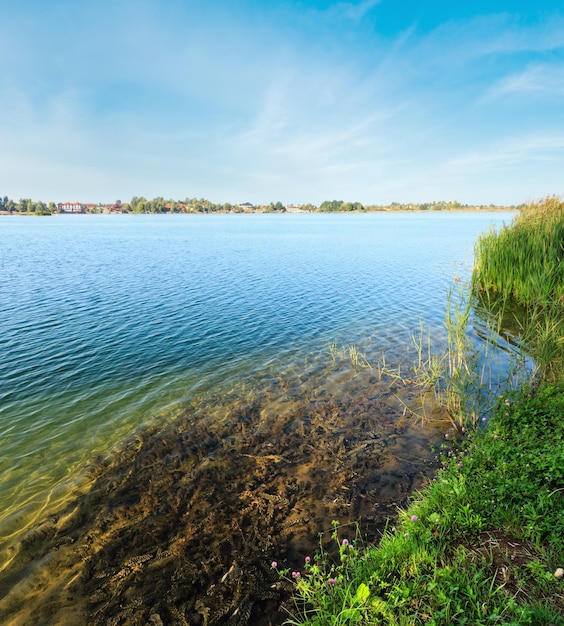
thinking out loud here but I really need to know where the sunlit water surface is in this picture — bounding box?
[0,212,514,553]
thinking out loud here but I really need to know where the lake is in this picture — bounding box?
[0,212,514,623]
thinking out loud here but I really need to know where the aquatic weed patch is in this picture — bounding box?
[0,370,441,626]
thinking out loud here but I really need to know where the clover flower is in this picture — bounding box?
[411,515,418,522]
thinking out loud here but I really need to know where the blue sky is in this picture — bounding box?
[1,0,563,205]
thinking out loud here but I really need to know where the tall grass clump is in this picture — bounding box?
[473,196,564,307]
[473,196,564,384]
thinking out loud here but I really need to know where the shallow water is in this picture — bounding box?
[0,212,515,623]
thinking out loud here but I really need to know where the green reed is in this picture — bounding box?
[473,196,564,307]
[515,304,564,384]
[407,284,499,431]
[328,341,372,370]
[473,196,564,384]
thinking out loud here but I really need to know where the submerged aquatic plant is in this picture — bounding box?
[327,341,372,370]
[381,281,534,432]
[397,285,500,430]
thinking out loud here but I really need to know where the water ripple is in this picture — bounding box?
[0,212,514,543]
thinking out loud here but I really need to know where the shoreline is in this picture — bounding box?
[0,208,517,216]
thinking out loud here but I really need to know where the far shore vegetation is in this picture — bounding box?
[281,197,564,625]
[0,195,519,216]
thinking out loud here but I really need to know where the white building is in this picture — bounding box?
[57,202,83,213]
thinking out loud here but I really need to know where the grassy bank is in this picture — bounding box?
[282,197,564,625]
[473,196,564,307]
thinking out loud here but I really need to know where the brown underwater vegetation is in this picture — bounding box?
[0,368,444,625]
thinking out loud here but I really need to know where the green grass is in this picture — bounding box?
[473,196,564,307]
[387,284,525,433]
[280,384,564,625]
[472,195,564,385]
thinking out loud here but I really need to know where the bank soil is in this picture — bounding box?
[0,376,442,625]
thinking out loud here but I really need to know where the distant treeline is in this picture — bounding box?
[320,200,517,212]
[0,195,518,215]
[0,197,55,215]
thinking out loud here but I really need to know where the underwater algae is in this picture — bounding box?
[0,371,443,625]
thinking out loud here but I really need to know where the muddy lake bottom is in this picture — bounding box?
[0,367,445,626]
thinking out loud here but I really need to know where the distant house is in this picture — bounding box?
[104,203,125,213]
[164,202,187,212]
[237,202,255,212]
[285,204,306,213]
[57,201,83,213]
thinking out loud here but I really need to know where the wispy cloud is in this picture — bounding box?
[485,64,564,100]
[448,133,564,170]
[327,0,383,21]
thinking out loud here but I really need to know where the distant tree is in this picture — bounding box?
[34,201,51,215]
[150,197,165,213]
[132,198,147,213]
[301,203,316,212]
[129,196,140,209]
[266,201,284,212]
[6,198,15,212]
[319,200,343,212]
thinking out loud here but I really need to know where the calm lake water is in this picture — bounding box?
[0,212,514,553]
